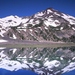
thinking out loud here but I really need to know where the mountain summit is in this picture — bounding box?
[0,8,75,43]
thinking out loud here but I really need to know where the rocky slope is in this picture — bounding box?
[0,8,75,42]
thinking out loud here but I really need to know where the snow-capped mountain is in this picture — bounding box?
[0,8,75,42]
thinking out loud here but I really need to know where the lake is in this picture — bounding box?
[61,70,75,75]
[0,69,38,75]
[0,46,75,75]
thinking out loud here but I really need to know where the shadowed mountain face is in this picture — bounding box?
[0,8,75,42]
[0,47,75,75]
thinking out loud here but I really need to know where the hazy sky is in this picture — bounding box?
[0,0,75,18]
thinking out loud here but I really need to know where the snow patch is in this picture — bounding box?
[47,9,53,14]
[34,12,44,18]
[54,12,60,16]
[44,20,59,27]
[44,60,60,68]
[72,27,75,30]
[0,51,6,58]
[35,20,40,24]
[0,15,22,28]
[0,47,6,50]
[29,55,33,58]
[62,13,75,24]
[45,27,48,30]
[13,48,17,54]
[0,60,29,71]
[30,33,34,36]
[0,50,29,71]
[23,24,27,27]
[38,27,42,30]
[29,19,34,23]
[47,18,53,22]
[72,57,75,60]
[55,20,60,23]
[22,18,29,23]
[62,62,75,73]
[34,69,44,74]
[0,39,8,42]
[60,27,63,30]
[45,58,48,61]
[0,29,6,37]
[35,30,38,32]
[13,34,17,39]
[60,57,63,60]
[29,29,33,32]
[17,29,26,32]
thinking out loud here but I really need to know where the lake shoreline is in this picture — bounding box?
[0,41,75,48]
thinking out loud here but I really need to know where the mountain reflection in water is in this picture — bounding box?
[0,46,75,75]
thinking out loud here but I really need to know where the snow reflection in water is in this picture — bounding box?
[0,47,75,75]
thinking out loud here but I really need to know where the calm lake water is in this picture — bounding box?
[0,46,75,75]
[61,70,75,75]
[0,69,38,75]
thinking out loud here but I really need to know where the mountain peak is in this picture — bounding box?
[46,7,54,12]
[46,7,53,10]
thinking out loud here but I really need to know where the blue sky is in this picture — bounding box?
[0,0,75,18]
